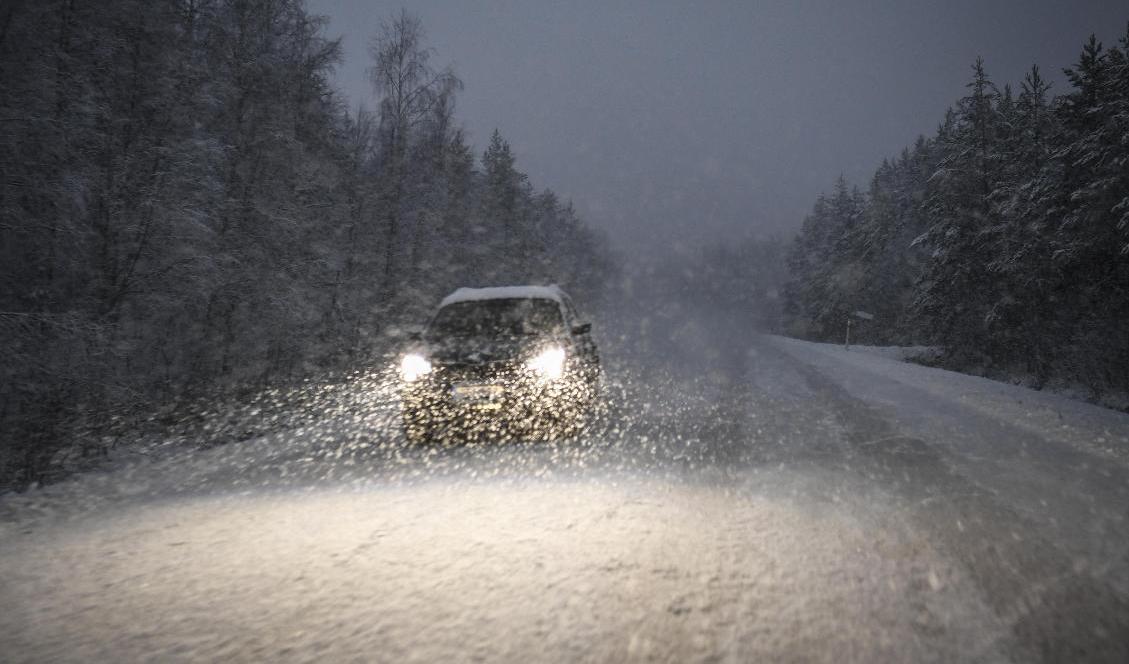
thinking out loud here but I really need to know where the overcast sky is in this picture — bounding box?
[308,0,1127,251]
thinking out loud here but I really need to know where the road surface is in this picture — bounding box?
[2,317,1128,662]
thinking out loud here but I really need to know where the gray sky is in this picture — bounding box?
[308,0,1127,251]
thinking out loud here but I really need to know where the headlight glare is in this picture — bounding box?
[527,346,566,380]
[400,353,432,382]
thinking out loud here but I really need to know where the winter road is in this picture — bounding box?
[2,321,1128,662]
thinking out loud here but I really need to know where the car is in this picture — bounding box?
[398,285,600,442]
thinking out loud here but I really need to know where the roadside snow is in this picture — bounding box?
[770,335,1129,466]
[842,343,939,363]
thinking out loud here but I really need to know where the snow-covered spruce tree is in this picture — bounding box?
[851,137,936,343]
[783,177,865,341]
[982,65,1062,383]
[438,129,480,291]
[819,177,868,338]
[480,129,532,283]
[1045,30,1129,392]
[912,58,1005,367]
[783,194,832,338]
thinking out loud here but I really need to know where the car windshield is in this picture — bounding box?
[428,298,563,338]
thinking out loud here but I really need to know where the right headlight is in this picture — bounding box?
[527,346,566,380]
[400,353,432,382]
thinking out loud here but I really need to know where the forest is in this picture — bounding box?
[0,1,616,487]
[784,29,1129,402]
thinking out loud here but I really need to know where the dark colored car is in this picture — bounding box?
[398,285,600,442]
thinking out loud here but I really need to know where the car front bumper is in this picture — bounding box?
[400,367,595,437]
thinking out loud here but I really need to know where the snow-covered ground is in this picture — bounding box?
[1,477,1015,663]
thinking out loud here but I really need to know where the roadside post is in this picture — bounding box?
[845,310,874,349]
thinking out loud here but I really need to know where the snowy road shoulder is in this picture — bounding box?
[769,335,1129,467]
[766,335,1129,659]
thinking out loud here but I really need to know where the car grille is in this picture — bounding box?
[435,361,517,384]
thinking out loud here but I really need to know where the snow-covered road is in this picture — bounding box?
[2,327,1128,662]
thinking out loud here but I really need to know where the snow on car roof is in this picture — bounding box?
[439,285,565,308]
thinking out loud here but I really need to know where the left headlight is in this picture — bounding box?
[527,345,566,380]
[400,353,432,382]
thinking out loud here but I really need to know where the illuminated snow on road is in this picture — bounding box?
[3,332,1128,662]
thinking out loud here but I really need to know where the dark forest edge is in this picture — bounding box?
[0,2,616,489]
[782,26,1129,410]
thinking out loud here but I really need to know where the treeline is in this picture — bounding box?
[0,2,615,486]
[784,27,1129,398]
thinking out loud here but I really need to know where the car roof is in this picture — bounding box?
[438,285,566,309]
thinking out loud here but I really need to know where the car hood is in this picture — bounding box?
[425,335,557,366]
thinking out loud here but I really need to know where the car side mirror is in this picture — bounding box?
[571,322,591,335]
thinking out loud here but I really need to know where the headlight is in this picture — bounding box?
[400,353,432,382]
[527,346,566,380]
